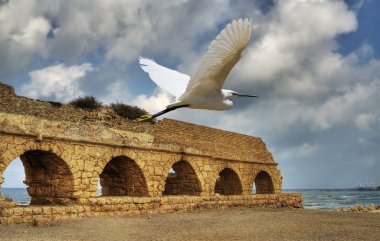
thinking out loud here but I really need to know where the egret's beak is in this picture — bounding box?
[237,94,258,98]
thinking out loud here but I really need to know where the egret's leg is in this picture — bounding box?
[134,114,154,122]
[134,104,190,122]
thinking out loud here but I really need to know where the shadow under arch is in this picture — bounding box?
[163,160,202,196]
[99,156,149,197]
[253,171,275,194]
[17,150,76,205]
[215,168,243,195]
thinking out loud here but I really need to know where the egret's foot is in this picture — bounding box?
[134,114,153,122]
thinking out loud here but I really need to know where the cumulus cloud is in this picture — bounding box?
[22,63,93,102]
[211,0,380,137]
[9,16,50,49]
[236,0,356,91]
[39,0,230,64]
[132,89,173,113]
[355,113,376,131]
[278,142,318,161]
[0,0,231,81]
[0,0,52,79]
[100,80,133,105]
[311,78,380,130]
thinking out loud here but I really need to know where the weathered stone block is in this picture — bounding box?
[32,207,43,215]
[1,208,13,217]
[42,207,52,215]
[13,207,24,216]
[33,217,55,228]
[14,216,23,224]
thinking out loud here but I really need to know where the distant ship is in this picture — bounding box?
[355,183,378,191]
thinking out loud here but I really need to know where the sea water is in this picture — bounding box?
[1,188,380,210]
[284,189,380,209]
[1,188,31,205]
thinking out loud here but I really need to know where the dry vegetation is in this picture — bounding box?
[69,96,103,110]
[46,101,63,107]
[67,96,152,121]
[110,102,153,121]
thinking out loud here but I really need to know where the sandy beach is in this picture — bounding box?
[0,207,379,241]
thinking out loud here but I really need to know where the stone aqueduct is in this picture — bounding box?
[0,82,302,225]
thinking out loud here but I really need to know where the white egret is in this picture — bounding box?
[136,18,257,122]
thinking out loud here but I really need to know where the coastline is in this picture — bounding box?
[1,207,379,241]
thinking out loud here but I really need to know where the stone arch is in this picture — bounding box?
[163,160,202,196]
[0,140,80,185]
[214,168,243,195]
[2,150,76,205]
[253,171,275,194]
[99,155,148,196]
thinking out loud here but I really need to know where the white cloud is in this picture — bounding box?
[9,16,50,49]
[0,0,231,80]
[310,78,380,130]
[101,80,133,105]
[0,0,53,78]
[236,0,357,91]
[355,42,375,60]
[278,142,318,162]
[211,0,380,135]
[132,89,173,114]
[22,63,93,102]
[355,113,376,131]
[43,0,230,64]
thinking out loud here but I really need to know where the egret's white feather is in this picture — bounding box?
[179,18,252,101]
[139,57,190,98]
[136,18,255,122]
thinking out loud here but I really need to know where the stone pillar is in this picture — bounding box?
[0,173,4,199]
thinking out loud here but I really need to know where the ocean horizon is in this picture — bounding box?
[1,188,379,210]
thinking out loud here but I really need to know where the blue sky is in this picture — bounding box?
[338,0,380,58]
[1,0,380,189]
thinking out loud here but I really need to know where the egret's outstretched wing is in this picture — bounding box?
[180,18,252,100]
[139,57,190,98]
